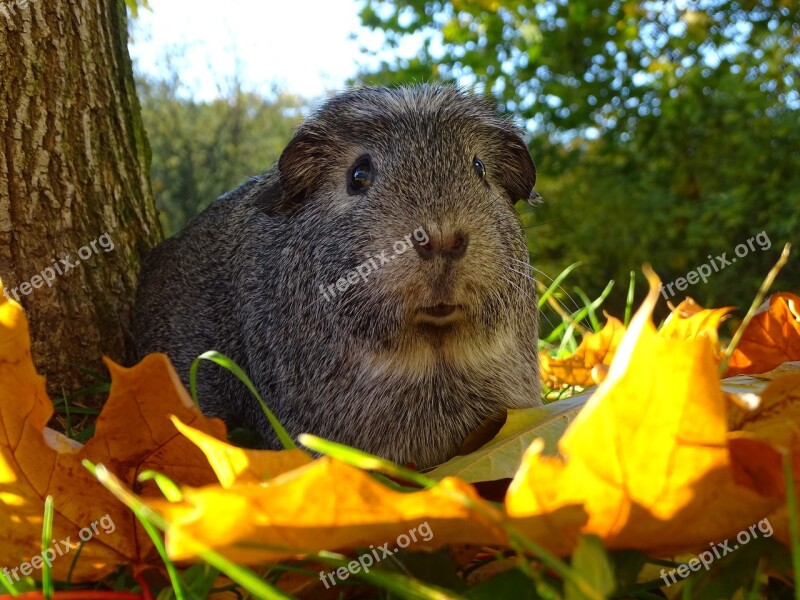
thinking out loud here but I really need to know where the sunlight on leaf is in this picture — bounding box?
[539,316,625,387]
[0,284,226,581]
[506,268,782,554]
[725,292,800,376]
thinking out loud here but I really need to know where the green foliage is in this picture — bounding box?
[565,536,615,599]
[357,0,798,136]
[123,0,149,18]
[355,0,800,312]
[136,58,303,235]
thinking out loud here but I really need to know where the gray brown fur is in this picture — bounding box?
[133,86,540,469]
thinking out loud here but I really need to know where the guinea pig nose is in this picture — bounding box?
[413,231,469,261]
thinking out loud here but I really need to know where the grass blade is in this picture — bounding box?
[719,243,791,374]
[83,461,188,600]
[85,460,293,600]
[41,495,54,600]
[537,262,582,310]
[624,270,635,326]
[782,451,800,600]
[299,434,433,488]
[189,350,296,449]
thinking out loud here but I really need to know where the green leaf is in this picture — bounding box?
[565,535,615,600]
[123,0,149,17]
[466,568,544,599]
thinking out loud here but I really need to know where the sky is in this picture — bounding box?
[129,0,416,102]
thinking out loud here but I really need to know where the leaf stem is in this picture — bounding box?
[719,243,791,375]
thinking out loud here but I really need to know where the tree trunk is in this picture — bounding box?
[0,0,161,396]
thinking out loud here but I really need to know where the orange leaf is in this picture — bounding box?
[170,417,312,487]
[539,316,626,387]
[0,288,226,581]
[728,371,800,546]
[725,292,800,376]
[506,269,780,555]
[658,298,733,346]
[147,425,586,562]
[154,458,512,562]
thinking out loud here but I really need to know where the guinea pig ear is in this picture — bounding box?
[495,131,538,205]
[249,131,327,214]
[277,129,327,204]
[250,130,326,214]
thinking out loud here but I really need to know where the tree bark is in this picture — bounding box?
[0,0,161,395]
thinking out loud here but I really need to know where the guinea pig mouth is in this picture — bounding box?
[414,304,464,325]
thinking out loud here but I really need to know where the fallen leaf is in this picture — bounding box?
[539,316,625,387]
[505,268,782,555]
[170,418,312,488]
[154,458,511,563]
[426,393,589,483]
[148,427,587,562]
[732,371,800,448]
[725,292,800,376]
[665,297,705,317]
[658,299,733,346]
[727,371,800,546]
[0,286,226,581]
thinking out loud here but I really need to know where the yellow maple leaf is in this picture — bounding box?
[154,458,513,563]
[506,268,782,555]
[540,297,736,390]
[146,419,587,562]
[170,417,312,488]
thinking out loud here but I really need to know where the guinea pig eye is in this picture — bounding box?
[473,157,486,180]
[348,155,374,194]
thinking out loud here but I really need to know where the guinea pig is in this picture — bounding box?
[133,85,540,469]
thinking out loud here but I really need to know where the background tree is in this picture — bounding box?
[355,0,800,314]
[0,0,161,394]
[135,56,303,235]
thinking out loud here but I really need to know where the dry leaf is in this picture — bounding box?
[170,417,312,488]
[658,298,733,346]
[154,458,511,562]
[427,393,589,483]
[725,292,800,376]
[733,372,800,448]
[149,422,586,562]
[0,288,226,581]
[665,297,705,317]
[728,372,800,546]
[539,316,625,387]
[505,268,782,555]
